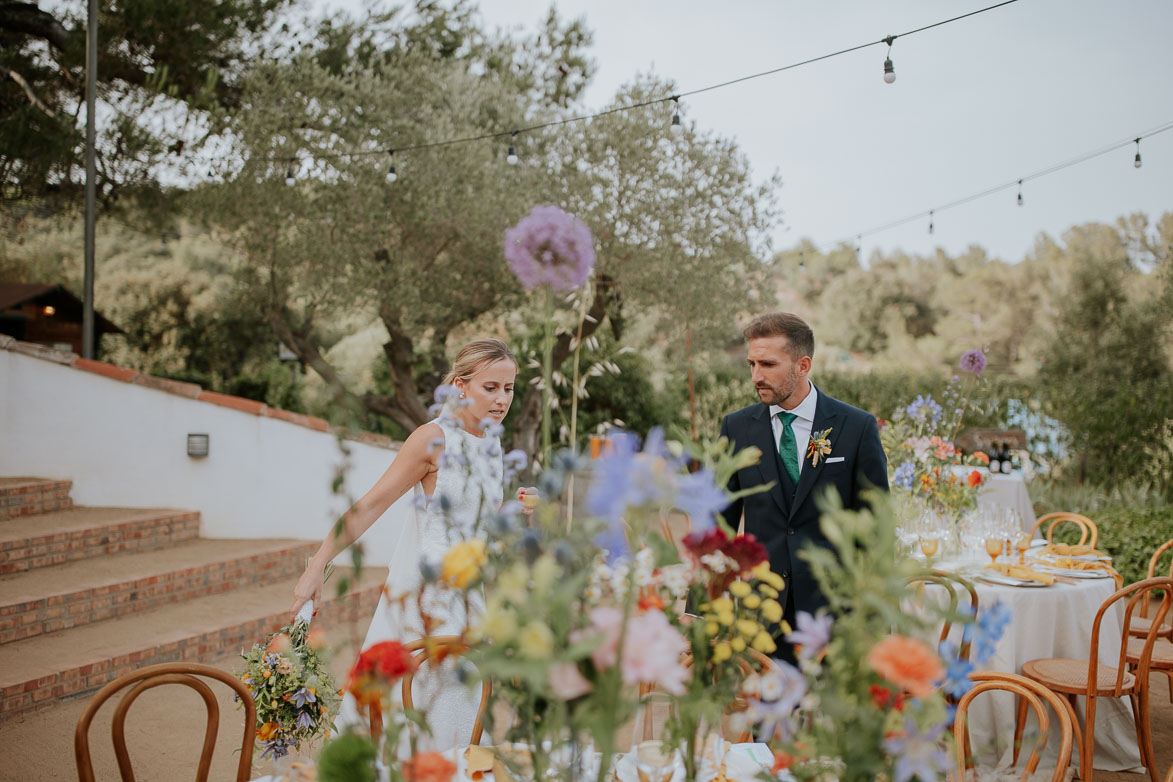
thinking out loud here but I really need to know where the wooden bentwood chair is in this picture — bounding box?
[1125,539,1173,704]
[1129,539,1173,641]
[904,569,980,663]
[1028,512,1099,548]
[74,662,256,782]
[367,635,491,746]
[1018,577,1173,782]
[953,671,1075,782]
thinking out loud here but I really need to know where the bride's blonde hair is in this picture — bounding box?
[442,338,518,387]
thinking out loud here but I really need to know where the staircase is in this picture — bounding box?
[0,477,386,722]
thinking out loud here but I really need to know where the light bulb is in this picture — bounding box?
[883,58,895,84]
[385,163,398,183]
[284,167,295,186]
[506,145,519,165]
[670,113,683,134]
[1134,152,1142,169]
[1017,180,1023,206]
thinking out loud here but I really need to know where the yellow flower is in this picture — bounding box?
[752,562,785,590]
[531,554,560,593]
[498,563,529,602]
[736,619,761,638]
[731,637,746,652]
[441,539,487,589]
[713,641,732,663]
[705,621,720,637]
[716,610,735,627]
[728,580,751,598]
[257,721,280,741]
[751,631,778,654]
[710,597,734,614]
[518,621,555,659]
[742,594,761,610]
[761,599,783,623]
[757,585,779,599]
[480,600,519,644]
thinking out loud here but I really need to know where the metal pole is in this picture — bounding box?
[82,0,98,359]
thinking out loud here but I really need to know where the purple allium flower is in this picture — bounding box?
[883,717,951,782]
[673,469,729,532]
[892,461,916,491]
[959,349,987,375]
[785,611,834,660]
[504,205,596,291]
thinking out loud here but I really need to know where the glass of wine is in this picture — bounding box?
[1016,534,1032,565]
[919,535,940,564]
[985,537,1003,566]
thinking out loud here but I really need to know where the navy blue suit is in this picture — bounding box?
[719,387,888,619]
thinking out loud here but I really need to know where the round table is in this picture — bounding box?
[932,571,1142,773]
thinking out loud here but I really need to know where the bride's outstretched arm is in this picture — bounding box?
[290,422,442,619]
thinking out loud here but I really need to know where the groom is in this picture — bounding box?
[719,313,888,657]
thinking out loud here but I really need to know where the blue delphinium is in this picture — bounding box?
[892,461,916,491]
[883,716,951,782]
[905,395,943,428]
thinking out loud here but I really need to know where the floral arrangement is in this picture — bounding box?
[238,608,342,760]
[881,350,991,523]
[744,492,1011,782]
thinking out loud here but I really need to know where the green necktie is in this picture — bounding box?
[777,411,800,486]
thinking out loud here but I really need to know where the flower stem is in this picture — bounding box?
[541,286,554,466]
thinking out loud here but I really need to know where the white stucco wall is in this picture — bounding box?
[0,348,413,566]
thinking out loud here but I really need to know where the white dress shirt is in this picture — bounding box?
[769,383,818,478]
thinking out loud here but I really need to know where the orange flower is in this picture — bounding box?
[638,590,665,612]
[967,470,983,488]
[972,451,990,465]
[403,751,457,782]
[772,750,797,773]
[266,632,292,654]
[866,634,944,698]
[256,721,280,741]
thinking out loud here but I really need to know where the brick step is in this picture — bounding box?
[0,477,73,521]
[0,567,388,722]
[0,537,320,644]
[0,506,200,574]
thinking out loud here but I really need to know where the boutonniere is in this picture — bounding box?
[807,427,833,467]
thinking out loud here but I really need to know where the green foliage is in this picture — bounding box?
[315,732,378,782]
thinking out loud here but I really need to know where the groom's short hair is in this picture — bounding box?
[743,312,815,359]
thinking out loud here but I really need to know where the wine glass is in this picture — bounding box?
[633,741,679,782]
[985,537,1003,566]
[1016,534,1032,565]
[919,535,940,564]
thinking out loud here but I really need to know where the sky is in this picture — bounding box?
[327,0,1173,263]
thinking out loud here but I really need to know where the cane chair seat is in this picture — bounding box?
[1126,637,1173,667]
[1130,539,1173,640]
[1021,658,1136,694]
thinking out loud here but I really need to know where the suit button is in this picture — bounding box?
[782,571,790,579]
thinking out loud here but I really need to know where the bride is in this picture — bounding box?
[289,338,528,749]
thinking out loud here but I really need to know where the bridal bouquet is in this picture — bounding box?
[238,605,342,760]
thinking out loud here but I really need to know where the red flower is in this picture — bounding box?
[403,751,457,782]
[721,534,768,573]
[682,528,728,560]
[869,684,892,709]
[967,470,983,488]
[346,640,418,707]
[637,590,665,612]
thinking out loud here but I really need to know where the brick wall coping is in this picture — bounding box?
[0,335,399,451]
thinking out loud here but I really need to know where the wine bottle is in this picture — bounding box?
[1001,442,1013,474]
[988,442,1001,474]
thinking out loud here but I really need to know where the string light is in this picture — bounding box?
[1134,138,1142,168]
[882,36,897,84]
[1016,180,1023,206]
[670,96,683,134]
[928,210,934,234]
[506,131,519,165]
[284,166,295,186]
[385,150,398,183]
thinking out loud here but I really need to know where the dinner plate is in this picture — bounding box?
[977,572,1052,587]
[1033,565,1114,579]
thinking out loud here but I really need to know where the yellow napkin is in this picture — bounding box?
[1047,557,1123,586]
[464,746,495,781]
[1042,543,1107,558]
[984,563,1055,585]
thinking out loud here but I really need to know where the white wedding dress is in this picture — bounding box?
[336,417,504,750]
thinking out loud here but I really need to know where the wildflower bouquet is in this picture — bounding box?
[882,350,991,524]
[239,608,342,760]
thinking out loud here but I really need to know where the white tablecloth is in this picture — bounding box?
[934,573,1142,773]
[977,471,1037,531]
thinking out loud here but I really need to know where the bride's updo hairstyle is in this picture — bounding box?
[442,339,518,387]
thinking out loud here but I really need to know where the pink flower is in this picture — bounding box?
[504,205,596,291]
[549,662,593,700]
[582,607,689,694]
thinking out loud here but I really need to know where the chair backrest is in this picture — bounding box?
[400,635,490,746]
[954,671,1073,782]
[1140,539,1173,621]
[1085,577,1173,697]
[1030,512,1098,547]
[903,569,980,660]
[74,662,256,782]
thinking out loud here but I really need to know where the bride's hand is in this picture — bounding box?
[290,564,324,622]
[517,487,539,515]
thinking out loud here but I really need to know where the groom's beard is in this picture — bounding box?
[756,367,800,407]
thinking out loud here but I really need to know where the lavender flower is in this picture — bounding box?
[959,349,987,375]
[905,395,943,428]
[785,611,834,660]
[673,469,729,532]
[291,687,317,708]
[296,710,315,730]
[883,717,951,782]
[892,461,916,491]
[504,205,596,291]
[502,449,528,484]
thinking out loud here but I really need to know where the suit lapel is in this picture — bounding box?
[748,404,790,517]
[790,391,844,519]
